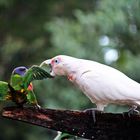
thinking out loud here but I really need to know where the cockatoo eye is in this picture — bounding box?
[55,59,59,64]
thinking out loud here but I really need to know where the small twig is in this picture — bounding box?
[2,106,140,140]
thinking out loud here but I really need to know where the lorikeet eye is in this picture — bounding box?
[20,68,26,72]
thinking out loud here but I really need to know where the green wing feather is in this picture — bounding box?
[27,90,38,104]
[23,65,53,89]
[0,81,9,100]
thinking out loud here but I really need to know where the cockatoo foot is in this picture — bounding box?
[84,108,103,123]
[128,107,139,116]
[123,106,139,117]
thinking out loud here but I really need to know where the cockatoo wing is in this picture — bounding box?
[79,63,140,106]
[23,65,53,89]
[0,81,9,100]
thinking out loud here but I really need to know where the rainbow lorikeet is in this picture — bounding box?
[0,65,53,107]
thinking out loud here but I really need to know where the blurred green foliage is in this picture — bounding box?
[0,0,140,139]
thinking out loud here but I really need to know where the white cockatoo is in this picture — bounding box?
[40,55,140,112]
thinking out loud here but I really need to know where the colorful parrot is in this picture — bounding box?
[40,55,140,114]
[0,65,53,108]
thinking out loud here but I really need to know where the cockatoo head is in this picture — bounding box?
[40,55,75,77]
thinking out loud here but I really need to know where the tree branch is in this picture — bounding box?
[1,106,140,140]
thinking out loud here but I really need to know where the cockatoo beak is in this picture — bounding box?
[40,59,52,67]
[40,59,55,77]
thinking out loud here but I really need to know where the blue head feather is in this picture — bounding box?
[12,66,28,76]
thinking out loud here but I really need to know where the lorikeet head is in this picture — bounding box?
[12,66,28,76]
[12,66,33,90]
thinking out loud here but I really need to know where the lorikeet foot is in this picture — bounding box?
[34,104,41,109]
[5,95,12,100]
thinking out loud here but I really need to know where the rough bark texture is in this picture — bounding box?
[2,106,140,140]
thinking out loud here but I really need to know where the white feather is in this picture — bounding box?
[42,55,140,111]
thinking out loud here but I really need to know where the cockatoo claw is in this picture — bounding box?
[84,108,102,124]
[123,106,139,117]
[128,107,139,117]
